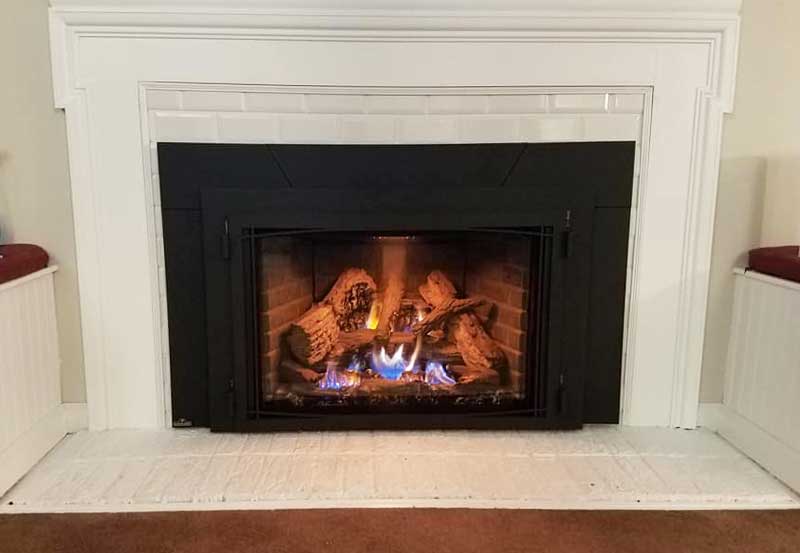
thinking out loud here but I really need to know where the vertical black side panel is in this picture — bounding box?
[162,210,208,426]
[159,143,290,427]
[584,208,631,423]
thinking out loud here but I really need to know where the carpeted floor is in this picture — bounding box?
[1,509,799,553]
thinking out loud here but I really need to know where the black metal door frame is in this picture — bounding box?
[202,186,593,431]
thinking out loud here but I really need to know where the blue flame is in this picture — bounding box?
[347,356,366,372]
[318,363,360,391]
[371,345,409,380]
[424,361,456,386]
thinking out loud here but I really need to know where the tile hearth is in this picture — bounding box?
[2,427,796,512]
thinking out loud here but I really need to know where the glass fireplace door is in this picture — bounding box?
[204,186,590,431]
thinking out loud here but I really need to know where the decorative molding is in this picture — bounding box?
[48,2,741,111]
[48,0,740,429]
[699,403,800,493]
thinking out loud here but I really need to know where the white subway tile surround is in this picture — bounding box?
[143,90,641,145]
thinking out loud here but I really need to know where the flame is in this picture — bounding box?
[365,301,381,330]
[370,334,423,381]
[424,361,456,386]
[318,362,361,391]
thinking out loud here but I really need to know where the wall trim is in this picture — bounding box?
[699,403,800,493]
[0,403,89,497]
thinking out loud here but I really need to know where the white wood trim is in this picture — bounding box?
[48,1,740,429]
[733,267,800,293]
[699,403,800,493]
[0,266,57,293]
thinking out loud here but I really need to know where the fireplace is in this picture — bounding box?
[159,142,634,430]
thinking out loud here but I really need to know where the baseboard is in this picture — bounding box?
[699,403,800,493]
[0,403,89,497]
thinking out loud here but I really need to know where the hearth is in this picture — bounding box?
[159,143,634,430]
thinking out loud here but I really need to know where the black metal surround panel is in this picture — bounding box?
[158,143,635,428]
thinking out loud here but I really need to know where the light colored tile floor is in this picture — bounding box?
[1,426,797,512]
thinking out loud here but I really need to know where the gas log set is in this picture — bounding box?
[277,267,512,403]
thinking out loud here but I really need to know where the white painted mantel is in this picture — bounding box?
[49,0,741,430]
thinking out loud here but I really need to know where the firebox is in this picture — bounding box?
[159,143,635,431]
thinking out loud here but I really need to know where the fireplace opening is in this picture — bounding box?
[256,229,550,415]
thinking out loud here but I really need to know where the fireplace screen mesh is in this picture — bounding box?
[246,229,552,416]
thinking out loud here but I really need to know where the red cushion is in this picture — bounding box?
[0,244,50,285]
[748,246,800,284]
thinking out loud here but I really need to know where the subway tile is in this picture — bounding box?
[519,116,585,142]
[181,91,243,111]
[338,115,396,142]
[610,94,646,114]
[150,111,218,143]
[582,114,641,141]
[145,90,181,110]
[394,116,458,142]
[365,95,426,114]
[550,93,608,113]
[218,113,280,143]
[487,95,548,114]
[428,95,487,114]
[304,94,364,114]
[277,115,339,142]
[457,116,519,142]
[244,92,304,113]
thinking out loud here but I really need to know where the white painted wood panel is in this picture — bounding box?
[724,270,800,452]
[0,268,62,494]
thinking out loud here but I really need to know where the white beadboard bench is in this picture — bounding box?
[701,268,800,493]
[0,267,85,495]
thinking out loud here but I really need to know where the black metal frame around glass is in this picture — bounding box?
[202,186,593,431]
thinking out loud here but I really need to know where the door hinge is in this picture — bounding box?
[561,209,572,258]
[221,217,231,260]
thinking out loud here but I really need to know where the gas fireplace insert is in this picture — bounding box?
[159,143,634,430]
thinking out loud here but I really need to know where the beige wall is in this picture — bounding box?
[701,0,800,402]
[0,0,85,402]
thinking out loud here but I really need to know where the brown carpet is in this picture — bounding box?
[1,509,799,553]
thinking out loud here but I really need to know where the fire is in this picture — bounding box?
[370,334,423,380]
[318,361,361,390]
[318,333,455,390]
[365,301,381,330]
[424,361,456,386]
